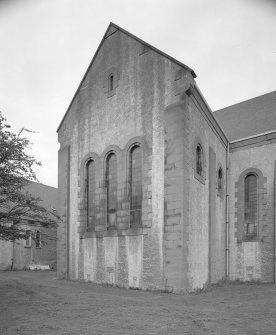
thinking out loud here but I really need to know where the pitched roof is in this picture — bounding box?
[213,91,276,141]
[57,22,196,132]
[24,182,57,212]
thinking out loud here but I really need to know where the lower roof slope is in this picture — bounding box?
[214,91,276,141]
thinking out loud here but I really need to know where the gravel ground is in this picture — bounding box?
[0,271,276,335]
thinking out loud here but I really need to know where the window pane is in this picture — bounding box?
[109,75,114,91]
[244,174,257,236]
[130,146,142,227]
[35,231,41,248]
[87,160,96,230]
[218,168,223,190]
[196,145,202,176]
[107,153,117,227]
[25,230,31,247]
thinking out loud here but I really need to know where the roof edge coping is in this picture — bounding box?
[57,22,196,133]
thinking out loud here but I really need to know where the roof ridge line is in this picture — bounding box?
[214,90,276,113]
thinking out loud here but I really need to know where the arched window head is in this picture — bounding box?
[244,173,257,237]
[196,144,202,176]
[129,145,142,227]
[109,74,114,91]
[106,153,117,228]
[86,160,96,231]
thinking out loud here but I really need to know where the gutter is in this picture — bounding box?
[230,129,276,144]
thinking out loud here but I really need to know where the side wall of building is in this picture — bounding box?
[0,240,13,270]
[0,225,56,270]
[229,139,276,282]
[163,89,227,292]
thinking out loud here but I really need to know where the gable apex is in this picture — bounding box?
[57,22,196,133]
[104,23,118,38]
[106,23,196,78]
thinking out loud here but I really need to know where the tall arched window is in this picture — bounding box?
[129,145,142,227]
[196,144,202,176]
[106,153,117,228]
[218,167,223,190]
[86,160,96,230]
[25,230,32,247]
[244,173,257,237]
[35,230,41,248]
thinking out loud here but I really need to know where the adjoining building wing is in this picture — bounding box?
[0,182,58,271]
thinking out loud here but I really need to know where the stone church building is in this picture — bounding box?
[57,23,276,292]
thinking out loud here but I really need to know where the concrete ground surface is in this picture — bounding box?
[0,271,276,335]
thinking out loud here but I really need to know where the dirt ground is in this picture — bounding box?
[0,271,276,335]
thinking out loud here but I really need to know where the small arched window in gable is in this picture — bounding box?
[244,173,258,237]
[25,230,32,248]
[109,74,114,92]
[129,145,142,228]
[196,144,202,176]
[218,167,223,190]
[86,159,96,231]
[106,153,117,228]
[217,166,224,198]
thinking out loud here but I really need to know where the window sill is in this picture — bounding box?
[107,89,116,98]
[194,172,205,185]
[238,236,260,243]
[24,245,32,248]
[80,227,148,239]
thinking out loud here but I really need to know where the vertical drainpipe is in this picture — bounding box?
[11,240,15,270]
[273,161,276,283]
[225,142,230,280]
[66,146,71,280]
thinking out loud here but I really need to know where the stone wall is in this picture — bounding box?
[0,240,13,270]
[229,138,276,282]
[164,88,227,292]
[57,28,195,289]
[0,225,56,271]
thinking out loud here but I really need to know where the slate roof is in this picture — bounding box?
[24,182,57,213]
[213,91,276,141]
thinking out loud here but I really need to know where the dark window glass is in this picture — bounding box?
[35,230,41,248]
[244,174,257,237]
[26,230,31,247]
[86,160,96,230]
[130,146,142,227]
[106,153,117,228]
[196,145,202,176]
[109,75,114,91]
[218,167,223,190]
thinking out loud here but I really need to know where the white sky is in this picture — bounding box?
[0,0,275,187]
